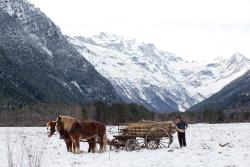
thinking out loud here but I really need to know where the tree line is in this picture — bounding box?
[0,102,250,126]
[161,107,250,123]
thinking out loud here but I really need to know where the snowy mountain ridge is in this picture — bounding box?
[0,0,120,108]
[69,33,250,112]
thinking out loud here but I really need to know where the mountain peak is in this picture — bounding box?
[214,56,227,63]
[231,52,247,59]
[93,32,125,41]
[226,52,249,66]
[0,0,40,18]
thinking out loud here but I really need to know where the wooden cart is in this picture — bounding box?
[109,120,176,151]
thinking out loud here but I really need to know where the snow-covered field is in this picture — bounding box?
[0,123,250,167]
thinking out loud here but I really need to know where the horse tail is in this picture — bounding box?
[102,131,108,152]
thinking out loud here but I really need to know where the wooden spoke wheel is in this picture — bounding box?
[125,139,140,151]
[110,138,125,152]
[145,127,172,150]
[146,138,160,150]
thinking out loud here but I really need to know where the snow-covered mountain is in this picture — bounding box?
[69,33,250,112]
[0,0,120,109]
[188,69,250,112]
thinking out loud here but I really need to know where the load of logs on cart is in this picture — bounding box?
[109,120,176,151]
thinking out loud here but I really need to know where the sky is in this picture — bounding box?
[29,0,250,61]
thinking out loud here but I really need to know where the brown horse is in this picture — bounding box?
[84,121,107,153]
[55,116,107,154]
[47,120,95,152]
[47,120,72,152]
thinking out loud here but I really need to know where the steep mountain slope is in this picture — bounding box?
[0,0,120,108]
[69,33,250,112]
[188,70,250,112]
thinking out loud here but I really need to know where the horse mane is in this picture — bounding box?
[59,116,77,132]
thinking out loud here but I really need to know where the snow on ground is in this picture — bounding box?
[0,123,250,167]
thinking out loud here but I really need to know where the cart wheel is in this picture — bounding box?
[110,138,123,152]
[145,127,171,150]
[125,139,140,151]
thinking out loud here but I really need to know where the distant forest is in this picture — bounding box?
[0,102,154,126]
[162,107,250,124]
[0,102,250,126]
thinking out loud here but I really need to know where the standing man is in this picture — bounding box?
[175,116,188,148]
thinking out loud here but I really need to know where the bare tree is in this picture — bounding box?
[22,138,45,167]
[6,130,45,167]
[6,130,15,167]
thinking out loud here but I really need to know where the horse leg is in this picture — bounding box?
[65,138,73,152]
[65,139,70,152]
[72,142,76,154]
[70,136,77,154]
[92,142,96,153]
[90,138,96,153]
[103,132,107,152]
[87,139,92,153]
[75,136,80,154]
[97,125,107,153]
[69,140,73,152]
[98,136,104,153]
[100,132,107,152]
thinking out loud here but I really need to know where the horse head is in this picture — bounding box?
[46,121,51,130]
[47,120,56,137]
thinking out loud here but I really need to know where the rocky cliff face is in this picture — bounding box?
[0,0,120,109]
